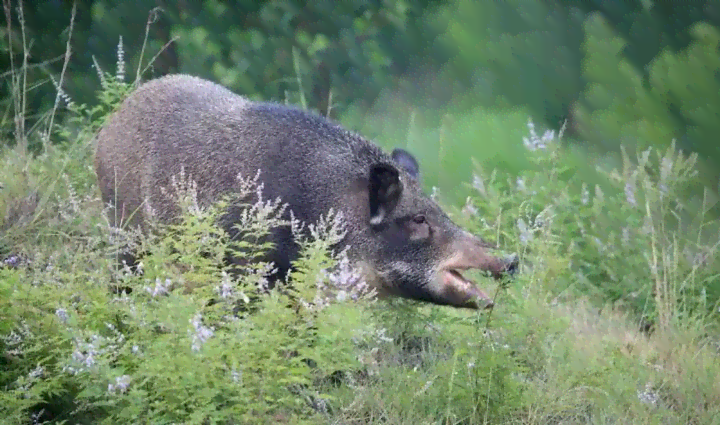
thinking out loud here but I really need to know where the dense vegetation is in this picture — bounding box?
[2,1,719,423]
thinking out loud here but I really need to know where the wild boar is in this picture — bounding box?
[94,74,517,309]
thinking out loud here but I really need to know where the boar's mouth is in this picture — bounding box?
[434,233,519,310]
[439,266,494,310]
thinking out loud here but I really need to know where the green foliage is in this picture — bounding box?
[428,0,585,125]
[0,152,383,423]
[575,17,720,192]
[552,0,720,85]
[1,0,448,149]
[453,120,720,328]
[0,44,132,255]
[340,0,720,225]
[3,6,720,423]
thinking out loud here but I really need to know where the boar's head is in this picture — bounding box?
[353,148,518,310]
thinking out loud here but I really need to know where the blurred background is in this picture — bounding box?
[2,0,719,209]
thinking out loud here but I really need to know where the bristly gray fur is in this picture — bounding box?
[94,74,517,309]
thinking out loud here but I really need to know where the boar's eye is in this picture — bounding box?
[407,214,430,240]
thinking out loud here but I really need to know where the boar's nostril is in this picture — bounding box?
[483,299,495,310]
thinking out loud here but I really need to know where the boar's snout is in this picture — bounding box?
[435,232,519,310]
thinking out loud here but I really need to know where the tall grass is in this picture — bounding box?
[1,7,719,424]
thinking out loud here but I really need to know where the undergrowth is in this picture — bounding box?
[1,13,720,425]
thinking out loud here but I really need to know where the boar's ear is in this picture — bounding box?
[391,148,420,181]
[368,163,402,226]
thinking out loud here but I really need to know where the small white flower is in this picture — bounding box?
[472,174,486,195]
[637,382,659,407]
[594,237,604,251]
[145,277,171,297]
[622,227,630,245]
[116,36,125,82]
[522,119,556,151]
[336,290,348,302]
[462,197,478,217]
[231,368,242,383]
[541,129,555,143]
[55,308,69,323]
[594,184,604,203]
[430,186,440,201]
[580,183,589,205]
[29,365,44,379]
[215,271,234,299]
[624,176,637,207]
[415,379,434,396]
[517,218,533,245]
[189,314,214,352]
[108,375,131,395]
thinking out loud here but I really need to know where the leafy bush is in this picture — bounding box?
[0,176,384,423]
[458,119,720,328]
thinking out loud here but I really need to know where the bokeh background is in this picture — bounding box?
[3,0,719,210]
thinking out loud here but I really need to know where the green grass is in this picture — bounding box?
[2,27,720,425]
[339,76,617,213]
